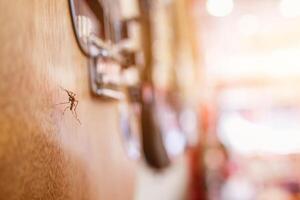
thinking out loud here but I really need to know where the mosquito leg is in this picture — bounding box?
[59,86,75,98]
[73,100,78,115]
[72,111,81,124]
[72,109,81,124]
[59,86,68,92]
[54,101,70,105]
[63,106,70,115]
[72,101,81,124]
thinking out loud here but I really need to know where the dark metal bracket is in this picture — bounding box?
[68,0,140,100]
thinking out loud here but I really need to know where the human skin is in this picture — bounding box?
[0,1,136,199]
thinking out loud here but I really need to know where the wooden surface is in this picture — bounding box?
[0,1,136,199]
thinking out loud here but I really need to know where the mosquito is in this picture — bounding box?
[56,87,81,124]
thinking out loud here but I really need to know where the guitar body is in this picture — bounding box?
[0,1,136,199]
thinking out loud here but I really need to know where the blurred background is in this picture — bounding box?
[138,0,300,200]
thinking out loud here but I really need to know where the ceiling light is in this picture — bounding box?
[206,0,234,17]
